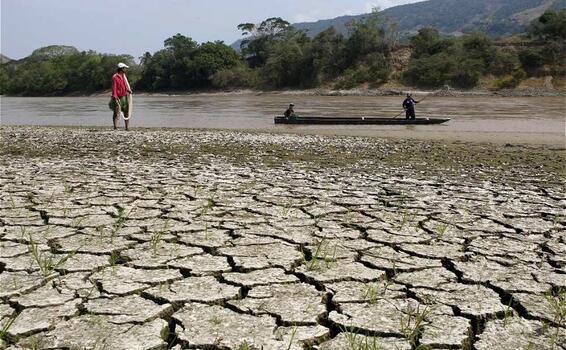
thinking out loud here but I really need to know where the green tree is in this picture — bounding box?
[136,34,242,91]
[311,28,347,80]
[238,17,291,67]
[488,52,519,76]
[404,30,503,88]
[409,28,454,59]
[211,66,259,89]
[518,49,545,72]
[190,41,242,86]
[331,9,395,87]
[261,29,316,88]
[29,45,79,60]
[528,9,566,40]
[0,65,11,94]
[344,10,393,66]
[1,48,136,96]
[527,10,566,66]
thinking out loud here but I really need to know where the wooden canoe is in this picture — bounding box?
[274,116,451,125]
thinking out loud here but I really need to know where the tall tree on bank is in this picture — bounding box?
[261,28,317,88]
[136,34,241,91]
[333,9,396,88]
[238,17,291,67]
[520,9,566,71]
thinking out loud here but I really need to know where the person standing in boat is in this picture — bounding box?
[402,93,419,120]
[284,103,297,119]
[110,62,132,130]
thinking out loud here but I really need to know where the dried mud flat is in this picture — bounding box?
[0,126,565,350]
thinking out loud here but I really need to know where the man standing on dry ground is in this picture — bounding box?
[110,62,132,130]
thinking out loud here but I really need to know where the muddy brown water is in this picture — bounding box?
[1,95,565,145]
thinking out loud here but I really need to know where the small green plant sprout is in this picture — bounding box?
[28,233,76,277]
[302,239,337,271]
[158,282,168,293]
[63,183,74,194]
[86,312,105,326]
[344,331,383,350]
[11,276,20,290]
[108,251,120,268]
[45,189,57,206]
[0,314,17,342]
[160,325,169,342]
[70,216,85,228]
[363,284,382,304]
[382,259,399,294]
[83,282,98,299]
[19,226,28,239]
[149,219,170,254]
[149,230,165,254]
[400,303,432,348]
[545,291,565,349]
[197,197,215,218]
[434,221,450,239]
[25,191,35,202]
[237,340,252,350]
[383,278,395,295]
[553,214,561,226]
[546,291,566,326]
[111,205,134,240]
[399,210,417,229]
[210,313,222,326]
[95,225,106,237]
[281,199,295,217]
[286,326,298,350]
[27,335,45,350]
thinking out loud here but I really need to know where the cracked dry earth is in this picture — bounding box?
[0,126,565,350]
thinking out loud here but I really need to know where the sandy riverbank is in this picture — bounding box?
[248,126,566,146]
[85,85,566,98]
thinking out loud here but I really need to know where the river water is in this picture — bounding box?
[1,95,565,145]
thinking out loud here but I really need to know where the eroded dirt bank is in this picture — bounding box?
[0,126,564,349]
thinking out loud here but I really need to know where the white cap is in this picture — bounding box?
[117,62,129,69]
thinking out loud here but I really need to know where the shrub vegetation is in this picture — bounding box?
[1,10,564,95]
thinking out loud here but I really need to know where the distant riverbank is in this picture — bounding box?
[81,85,566,98]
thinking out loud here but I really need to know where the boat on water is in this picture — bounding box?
[274,116,451,125]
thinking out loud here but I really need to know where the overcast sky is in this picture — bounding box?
[1,0,424,59]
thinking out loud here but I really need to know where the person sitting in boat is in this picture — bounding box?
[284,103,297,119]
[402,93,418,120]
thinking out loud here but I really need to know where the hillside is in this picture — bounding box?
[0,54,12,64]
[293,0,566,38]
[231,0,565,50]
